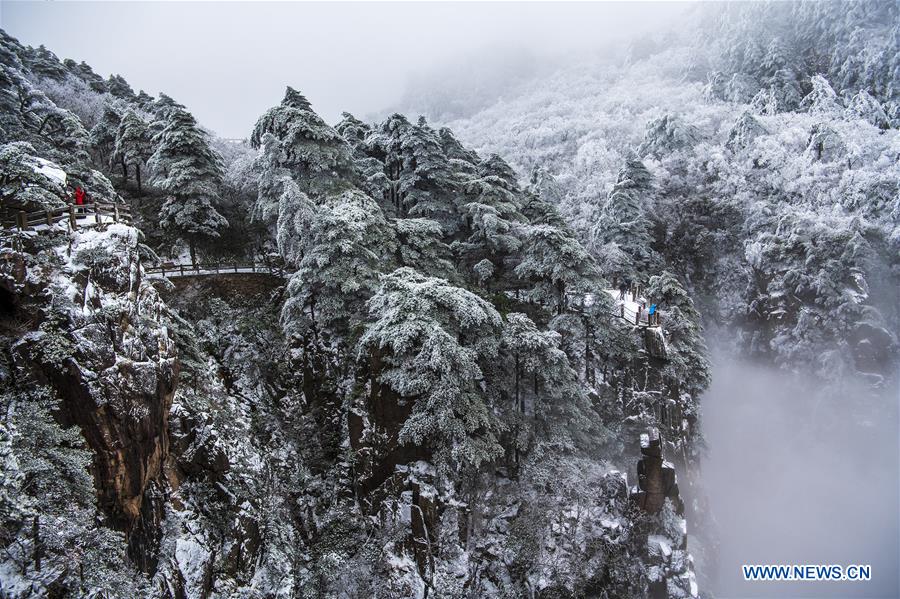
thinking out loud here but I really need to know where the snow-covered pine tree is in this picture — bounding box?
[334,111,370,150]
[359,267,505,473]
[0,142,69,211]
[105,73,136,101]
[151,93,185,120]
[438,126,481,163]
[515,223,603,315]
[24,44,67,81]
[725,111,767,152]
[453,154,526,286]
[845,90,891,129]
[250,87,353,199]
[589,158,656,279]
[281,188,396,339]
[497,312,598,461]
[275,176,317,267]
[646,271,710,396]
[148,107,228,264]
[799,74,842,115]
[113,108,151,192]
[63,59,108,93]
[90,102,123,168]
[369,113,411,216]
[401,117,458,226]
[134,90,154,111]
[33,104,91,168]
[638,114,699,158]
[1,385,148,597]
[392,217,455,280]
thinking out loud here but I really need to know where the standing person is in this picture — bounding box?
[74,186,85,206]
[649,303,657,325]
[618,280,628,300]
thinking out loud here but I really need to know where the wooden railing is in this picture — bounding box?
[615,299,662,328]
[2,202,133,231]
[145,261,290,279]
[608,277,661,328]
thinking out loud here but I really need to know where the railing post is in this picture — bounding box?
[179,264,184,277]
[635,310,640,326]
[620,304,624,318]
[17,211,27,231]
[94,204,101,224]
[69,206,77,230]
[45,210,51,227]
[114,204,120,223]
[234,264,238,273]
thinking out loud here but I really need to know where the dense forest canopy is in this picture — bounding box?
[0,1,897,597]
[401,1,899,387]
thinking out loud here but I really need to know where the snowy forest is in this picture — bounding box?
[0,1,898,598]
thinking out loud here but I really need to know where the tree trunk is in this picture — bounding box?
[121,156,129,183]
[135,164,142,193]
[189,240,197,267]
[557,280,566,315]
[32,516,41,572]
[584,319,593,384]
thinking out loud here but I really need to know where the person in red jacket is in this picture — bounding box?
[74,186,85,206]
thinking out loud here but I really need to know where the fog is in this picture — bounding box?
[701,352,900,598]
[0,1,689,138]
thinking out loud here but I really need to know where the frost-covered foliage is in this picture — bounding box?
[701,2,899,110]
[406,4,899,388]
[114,108,152,191]
[30,73,110,130]
[1,213,176,595]
[229,87,689,595]
[588,158,658,278]
[150,107,228,263]
[0,34,93,170]
[361,268,505,472]
[282,188,396,336]
[0,141,69,211]
[0,13,813,595]
[0,386,147,598]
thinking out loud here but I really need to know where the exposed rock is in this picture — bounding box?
[632,428,697,598]
[644,326,668,360]
[631,428,683,514]
[3,224,178,571]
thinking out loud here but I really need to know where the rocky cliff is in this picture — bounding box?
[1,224,177,593]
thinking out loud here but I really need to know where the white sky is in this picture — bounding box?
[0,1,691,138]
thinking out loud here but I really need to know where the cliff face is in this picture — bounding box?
[1,224,178,581]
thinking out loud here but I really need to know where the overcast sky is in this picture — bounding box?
[1,1,690,138]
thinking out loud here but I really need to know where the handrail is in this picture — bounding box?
[613,300,661,328]
[2,202,132,232]
[145,261,290,279]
